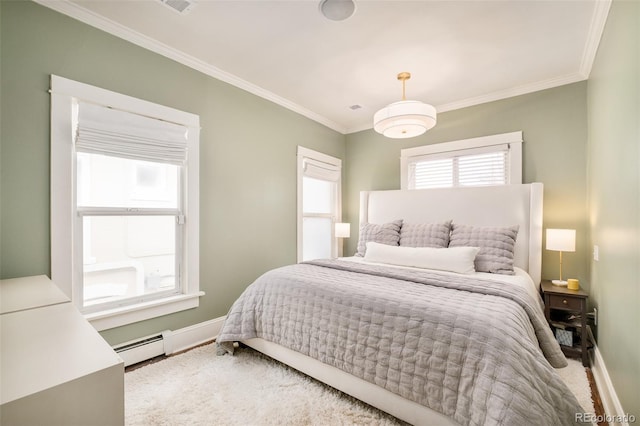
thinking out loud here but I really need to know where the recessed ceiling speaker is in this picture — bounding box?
[319,0,356,21]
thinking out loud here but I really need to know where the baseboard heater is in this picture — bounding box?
[114,330,173,367]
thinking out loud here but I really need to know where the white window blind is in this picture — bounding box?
[410,158,454,189]
[303,158,341,182]
[401,132,522,190]
[408,144,509,189]
[75,102,188,165]
[297,147,342,262]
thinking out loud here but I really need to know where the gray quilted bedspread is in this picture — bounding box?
[217,259,586,425]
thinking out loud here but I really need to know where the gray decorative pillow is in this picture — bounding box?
[399,221,452,248]
[449,224,519,275]
[356,220,403,257]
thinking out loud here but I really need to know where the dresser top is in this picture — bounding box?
[1,302,123,404]
[0,275,70,315]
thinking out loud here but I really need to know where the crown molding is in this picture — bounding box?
[435,72,588,114]
[33,0,346,135]
[345,122,377,135]
[579,0,612,78]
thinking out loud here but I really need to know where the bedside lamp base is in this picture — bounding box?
[551,279,568,287]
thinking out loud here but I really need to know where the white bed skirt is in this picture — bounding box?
[242,338,459,426]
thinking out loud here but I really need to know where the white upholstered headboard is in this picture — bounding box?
[359,183,543,285]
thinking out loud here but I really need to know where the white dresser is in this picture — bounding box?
[0,275,124,425]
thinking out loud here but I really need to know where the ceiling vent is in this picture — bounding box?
[158,0,196,14]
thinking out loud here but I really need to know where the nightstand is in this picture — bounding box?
[541,280,591,367]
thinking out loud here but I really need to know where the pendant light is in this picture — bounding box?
[373,72,437,139]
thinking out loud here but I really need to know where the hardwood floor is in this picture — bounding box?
[586,367,608,425]
[124,340,216,373]
[124,354,167,372]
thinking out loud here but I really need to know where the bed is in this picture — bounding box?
[217,183,586,425]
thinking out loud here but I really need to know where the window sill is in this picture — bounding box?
[85,291,205,331]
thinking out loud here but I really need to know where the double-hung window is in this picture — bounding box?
[51,75,201,330]
[401,131,523,190]
[297,147,342,262]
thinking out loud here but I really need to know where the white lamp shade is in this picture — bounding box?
[373,100,437,139]
[546,229,576,252]
[335,222,351,238]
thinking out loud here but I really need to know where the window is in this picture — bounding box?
[50,75,201,331]
[400,131,523,190]
[297,147,342,262]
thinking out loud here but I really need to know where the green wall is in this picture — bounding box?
[0,0,345,344]
[587,0,639,417]
[344,82,590,289]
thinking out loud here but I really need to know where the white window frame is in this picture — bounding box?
[296,146,342,262]
[50,75,202,331]
[400,131,523,190]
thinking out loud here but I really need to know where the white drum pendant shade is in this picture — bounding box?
[373,72,437,139]
[373,100,437,139]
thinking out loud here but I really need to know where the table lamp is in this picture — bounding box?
[335,223,351,239]
[335,223,350,257]
[546,229,576,286]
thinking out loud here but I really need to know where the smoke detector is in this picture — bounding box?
[158,0,196,15]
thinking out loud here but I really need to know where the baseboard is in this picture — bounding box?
[114,316,226,366]
[168,316,226,355]
[588,328,630,426]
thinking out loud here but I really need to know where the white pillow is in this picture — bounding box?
[364,242,480,274]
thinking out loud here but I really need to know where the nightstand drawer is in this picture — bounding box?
[547,294,583,311]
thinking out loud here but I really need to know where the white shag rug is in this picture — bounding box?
[125,344,595,425]
[555,357,597,415]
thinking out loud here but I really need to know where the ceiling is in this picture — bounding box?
[38,0,611,134]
